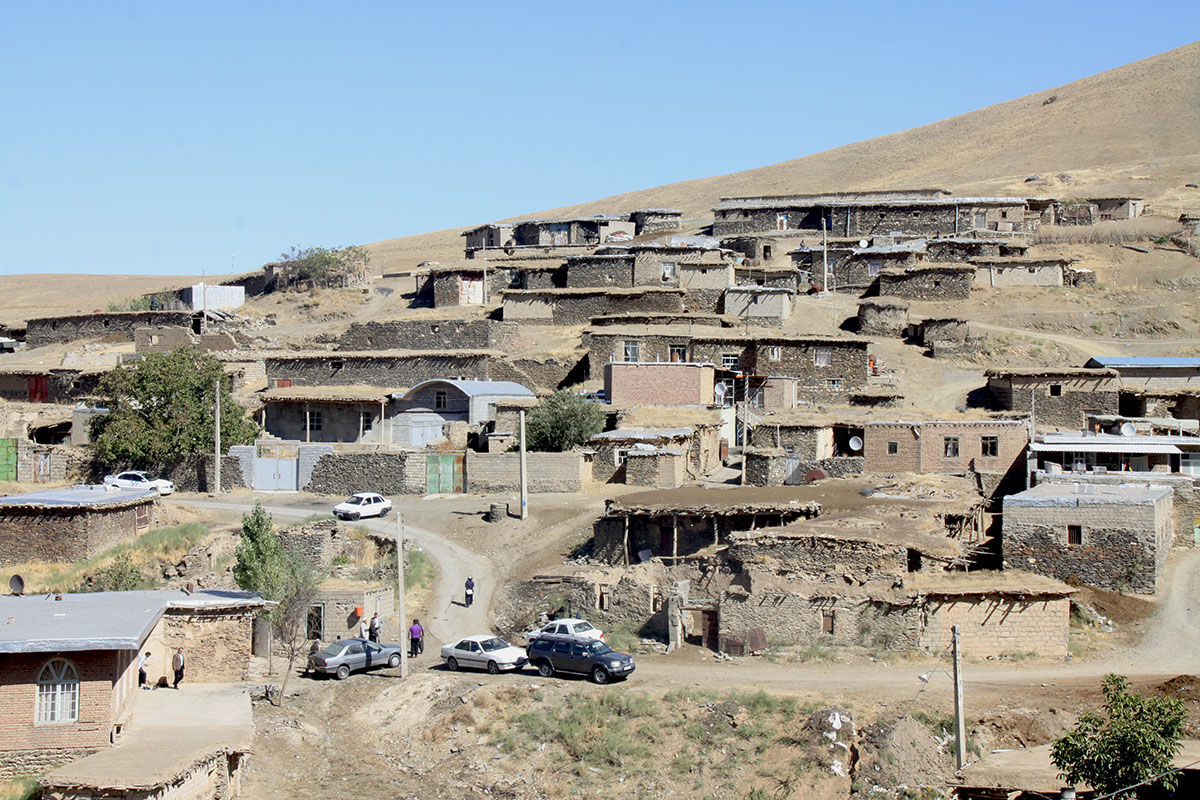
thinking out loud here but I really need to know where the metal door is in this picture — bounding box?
[33,453,52,483]
[459,277,484,305]
[784,456,806,485]
[0,439,15,482]
[254,441,299,491]
[701,610,719,650]
[425,453,465,493]
[28,376,48,403]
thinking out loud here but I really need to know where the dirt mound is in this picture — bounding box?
[970,706,1077,751]
[1068,584,1157,624]
[855,714,954,795]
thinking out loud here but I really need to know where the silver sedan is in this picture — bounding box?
[307,638,403,679]
[441,635,528,674]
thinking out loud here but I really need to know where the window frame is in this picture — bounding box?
[980,435,999,457]
[668,344,687,362]
[943,436,960,458]
[360,411,373,432]
[307,410,323,433]
[887,441,899,455]
[36,658,80,725]
[813,347,833,367]
[1067,525,1083,546]
[623,340,640,363]
[434,390,449,409]
[721,353,740,371]
[660,261,677,282]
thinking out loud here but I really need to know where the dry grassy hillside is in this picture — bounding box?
[0,273,204,329]
[365,41,1200,272]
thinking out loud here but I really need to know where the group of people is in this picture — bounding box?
[356,611,425,658]
[137,647,186,690]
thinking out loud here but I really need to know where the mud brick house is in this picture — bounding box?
[604,361,716,407]
[1124,387,1200,423]
[985,366,1121,429]
[0,486,157,566]
[971,256,1071,288]
[721,230,813,268]
[856,297,909,336]
[461,222,517,252]
[792,240,926,293]
[1002,482,1173,593]
[916,318,973,358]
[487,396,540,452]
[733,263,800,291]
[501,287,686,325]
[744,412,867,482]
[390,378,534,449]
[623,446,687,489]
[923,236,1029,261]
[0,589,267,778]
[713,191,1030,239]
[1082,356,1200,390]
[133,326,237,354]
[25,311,198,348]
[587,427,718,485]
[561,252,635,288]
[337,319,518,352]
[876,264,974,300]
[423,265,488,306]
[722,286,793,324]
[629,209,683,235]
[0,367,103,404]
[261,385,396,444]
[264,350,504,389]
[309,579,394,642]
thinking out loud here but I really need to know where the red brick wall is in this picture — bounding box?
[605,362,715,406]
[864,421,1028,474]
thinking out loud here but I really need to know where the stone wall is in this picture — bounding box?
[134,326,237,354]
[727,533,907,582]
[153,455,248,493]
[40,750,246,800]
[857,299,909,336]
[279,520,360,571]
[152,611,255,683]
[304,452,424,495]
[744,449,787,486]
[27,311,195,347]
[503,289,686,326]
[988,375,1121,429]
[15,442,85,484]
[0,503,153,566]
[265,353,494,387]
[563,255,635,288]
[338,320,517,351]
[463,451,586,493]
[921,594,1070,658]
[1038,471,1200,549]
[718,593,924,651]
[877,268,973,300]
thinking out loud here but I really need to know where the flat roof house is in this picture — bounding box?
[390,379,534,449]
[985,367,1121,429]
[1083,356,1200,389]
[0,486,157,566]
[261,385,397,445]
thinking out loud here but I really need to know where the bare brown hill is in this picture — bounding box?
[366,41,1200,272]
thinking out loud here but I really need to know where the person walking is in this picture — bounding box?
[368,613,381,643]
[172,648,185,689]
[464,576,475,607]
[138,650,151,690]
[408,618,423,658]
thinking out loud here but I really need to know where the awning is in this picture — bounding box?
[1031,442,1181,454]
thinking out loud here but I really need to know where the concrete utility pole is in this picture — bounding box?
[952,624,966,771]
[518,409,528,520]
[213,377,221,494]
[396,510,407,678]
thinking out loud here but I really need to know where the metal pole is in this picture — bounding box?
[518,409,528,520]
[396,510,407,678]
[821,217,829,295]
[214,377,221,494]
[952,624,966,771]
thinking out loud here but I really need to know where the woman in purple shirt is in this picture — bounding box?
[408,619,423,658]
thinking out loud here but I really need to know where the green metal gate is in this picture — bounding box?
[0,439,16,482]
[425,453,465,494]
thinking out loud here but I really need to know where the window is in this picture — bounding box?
[721,354,740,370]
[1001,210,1009,219]
[360,411,373,432]
[762,245,773,260]
[814,347,832,367]
[1067,525,1083,546]
[623,341,640,362]
[307,410,322,433]
[943,436,960,458]
[330,359,344,371]
[668,344,687,362]
[554,641,571,654]
[767,346,780,361]
[827,379,842,389]
[887,441,899,455]
[748,388,765,408]
[434,390,448,409]
[974,212,987,229]
[821,610,835,635]
[660,262,677,281]
[867,259,883,277]
[1049,384,1063,397]
[776,213,789,231]
[36,659,79,724]
[614,448,629,467]
[980,436,999,457]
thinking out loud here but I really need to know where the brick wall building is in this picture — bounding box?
[0,487,157,566]
[604,362,715,407]
[863,419,1029,476]
[986,367,1121,429]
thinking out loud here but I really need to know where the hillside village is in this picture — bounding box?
[2,41,1200,800]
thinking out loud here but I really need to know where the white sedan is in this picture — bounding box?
[103,470,175,495]
[441,635,529,674]
[333,492,392,521]
[525,618,604,646]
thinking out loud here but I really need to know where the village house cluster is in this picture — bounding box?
[2,183,1198,797]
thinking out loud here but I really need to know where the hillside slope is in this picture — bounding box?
[365,41,1200,271]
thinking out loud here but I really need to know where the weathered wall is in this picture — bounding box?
[988,375,1121,428]
[304,452,424,495]
[877,268,973,300]
[920,594,1070,658]
[338,320,517,351]
[503,289,687,326]
[152,611,255,683]
[718,593,924,650]
[312,584,395,641]
[0,503,152,566]
[26,312,194,348]
[265,353,494,388]
[857,300,909,336]
[1038,471,1199,549]
[463,451,586,493]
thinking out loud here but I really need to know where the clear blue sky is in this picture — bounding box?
[1,3,1196,276]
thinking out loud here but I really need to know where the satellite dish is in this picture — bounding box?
[1119,422,1136,437]
[806,468,829,483]
[9,574,24,596]
[848,436,863,452]
[859,240,869,248]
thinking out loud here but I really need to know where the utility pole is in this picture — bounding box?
[396,510,407,678]
[518,409,528,520]
[821,216,830,296]
[952,624,966,771]
[213,377,221,494]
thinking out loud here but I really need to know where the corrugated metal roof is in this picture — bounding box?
[1085,357,1200,369]
[0,590,267,653]
[0,485,157,510]
[392,378,534,401]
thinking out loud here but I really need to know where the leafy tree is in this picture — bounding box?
[524,391,605,452]
[1051,673,1186,798]
[278,245,371,287]
[89,347,258,467]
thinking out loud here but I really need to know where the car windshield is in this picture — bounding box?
[317,644,347,658]
[574,621,595,632]
[344,496,362,505]
[585,641,612,656]
[480,637,509,652]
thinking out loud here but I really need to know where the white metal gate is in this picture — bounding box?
[254,441,299,491]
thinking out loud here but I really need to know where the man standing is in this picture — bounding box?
[359,614,370,640]
[138,650,151,690]
[172,648,185,689]
[464,576,475,607]
[368,613,381,643]
[408,618,423,659]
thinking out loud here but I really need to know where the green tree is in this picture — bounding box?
[78,553,144,592]
[524,391,605,452]
[1051,673,1186,798]
[89,347,258,467]
[278,245,371,287]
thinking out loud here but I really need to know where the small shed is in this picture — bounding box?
[0,486,157,566]
[723,286,794,323]
[876,264,974,300]
[624,445,687,489]
[856,297,909,336]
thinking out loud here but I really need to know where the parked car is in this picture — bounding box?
[307,637,403,679]
[441,635,528,674]
[333,492,392,521]
[525,618,604,649]
[526,638,635,684]
[103,470,175,495]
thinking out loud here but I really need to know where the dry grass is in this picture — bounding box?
[1034,216,1180,244]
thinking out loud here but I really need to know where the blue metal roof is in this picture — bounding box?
[391,379,534,401]
[1085,357,1200,369]
[0,485,157,509]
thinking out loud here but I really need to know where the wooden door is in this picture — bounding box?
[28,375,49,402]
[700,610,719,650]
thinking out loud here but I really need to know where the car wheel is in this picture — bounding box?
[335,665,350,680]
[349,512,360,521]
[379,507,389,517]
[590,666,609,685]
[536,660,554,678]
[487,660,500,675]
[388,653,401,668]
[447,657,459,671]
